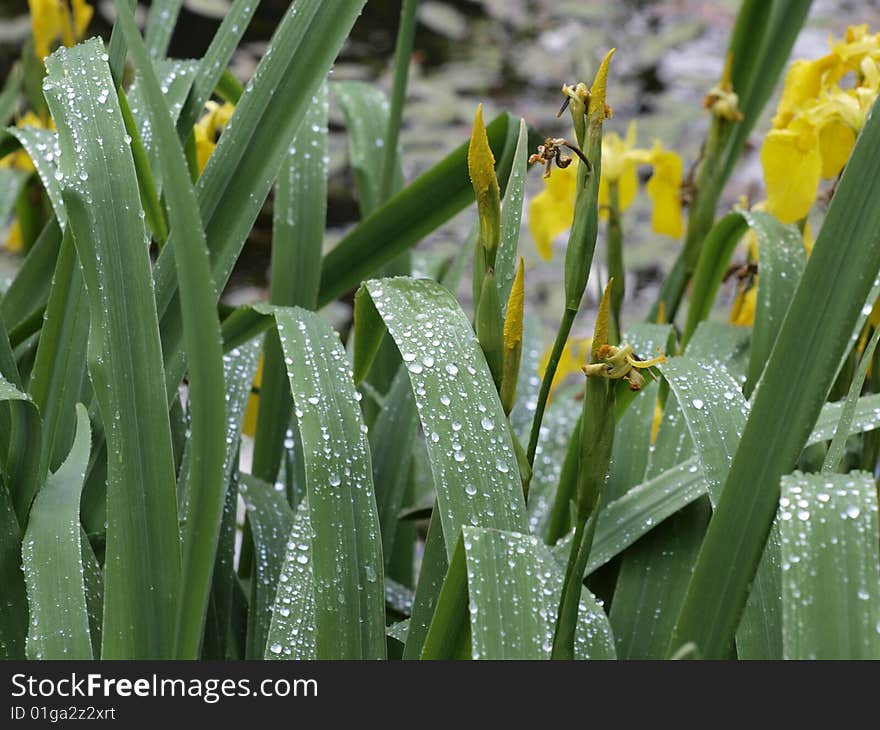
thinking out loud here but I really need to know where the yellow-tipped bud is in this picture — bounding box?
[591,277,614,361]
[468,104,498,201]
[588,48,616,123]
[469,103,502,300]
[500,259,525,415]
[504,258,525,351]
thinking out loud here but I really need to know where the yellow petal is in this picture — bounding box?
[468,103,501,261]
[503,258,524,351]
[4,219,23,254]
[71,0,93,39]
[761,120,821,223]
[651,399,663,444]
[730,285,757,327]
[194,126,215,174]
[818,118,855,178]
[617,160,638,212]
[29,0,64,59]
[528,161,577,260]
[773,57,835,128]
[467,103,497,199]
[803,219,814,256]
[645,144,683,238]
[241,354,264,438]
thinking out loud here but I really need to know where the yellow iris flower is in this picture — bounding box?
[28,0,93,60]
[528,121,683,260]
[193,101,235,173]
[761,25,880,223]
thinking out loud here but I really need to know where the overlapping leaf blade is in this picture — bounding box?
[45,39,180,659]
[273,306,386,659]
[779,471,880,659]
[672,96,880,659]
[355,277,529,558]
[22,404,92,659]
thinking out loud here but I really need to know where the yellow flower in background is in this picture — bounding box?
[528,121,683,259]
[539,336,591,394]
[762,25,880,223]
[730,285,756,327]
[644,141,683,238]
[528,157,578,260]
[194,101,235,173]
[28,0,93,60]
[4,221,23,254]
[597,121,640,213]
[0,112,52,173]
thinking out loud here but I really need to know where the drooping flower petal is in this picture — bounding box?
[818,118,856,178]
[645,143,683,238]
[761,119,822,224]
[528,160,577,260]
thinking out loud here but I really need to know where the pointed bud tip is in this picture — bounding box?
[589,48,616,119]
[591,278,614,360]
[468,103,498,196]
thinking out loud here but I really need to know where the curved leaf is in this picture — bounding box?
[273,306,386,659]
[355,277,528,558]
[45,39,180,659]
[22,404,92,659]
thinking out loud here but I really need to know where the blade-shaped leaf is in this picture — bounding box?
[273,306,386,659]
[153,0,368,402]
[22,404,92,659]
[265,499,315,660]
[0,483,27,658]
[239,474,295,659]
[462,526,615,659]
[660,356,781,659]
[743,211,806,395]
[175,0,260,135]
[355,278,529,558]
[671,96,880,659]
[28,228,88,474]
[252,83,328,484]
[779,471,880,659]
[497,119,528,312]
[45,39,180,659]
[7,127,65,224]
[113,2,229,660]
[334,81,403,217]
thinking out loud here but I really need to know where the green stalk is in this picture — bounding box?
[606,180,624,343]
[379,0,419,203]
[551,511,598,658]
[526,51,613,468]
[526,307,576,466]
[552,372,615,658]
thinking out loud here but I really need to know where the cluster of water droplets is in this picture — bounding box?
[366,278,528,540]
[778,471,880,657]
[266,500,316,660]
[274,310,385,657]
[462,527,614,659]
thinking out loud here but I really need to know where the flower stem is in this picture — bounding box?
[526,307,577,469]
[606,181,624,343]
